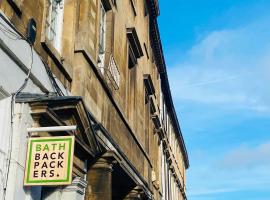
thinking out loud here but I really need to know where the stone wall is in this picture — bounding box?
[0,0,187,199]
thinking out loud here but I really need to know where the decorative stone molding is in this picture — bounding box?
[85,151,120,200]
[124,186,144,200]
[90,157,114,172]
[126,27,143,59]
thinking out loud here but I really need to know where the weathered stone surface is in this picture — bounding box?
[0,0,188,199]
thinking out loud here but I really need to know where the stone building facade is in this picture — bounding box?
[0,0,189,200]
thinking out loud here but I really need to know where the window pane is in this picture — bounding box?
[45,0,64,51]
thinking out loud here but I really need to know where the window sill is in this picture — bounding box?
[75,46,113,88]
[75,45,98,68]
[41,37,72,82]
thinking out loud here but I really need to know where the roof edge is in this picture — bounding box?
[149,1,190,169]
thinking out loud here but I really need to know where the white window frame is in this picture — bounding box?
[45,0,64,52]
[160,92,163,121]
[98,2,106,73]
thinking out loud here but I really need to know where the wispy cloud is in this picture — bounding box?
[187,141,270,199]
[167,6,270,200]
[189,188,240,197]
[178,75,239,88]
[219,142,270,169]
[168,14,270,113]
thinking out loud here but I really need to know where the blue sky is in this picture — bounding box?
[158,0,270,199]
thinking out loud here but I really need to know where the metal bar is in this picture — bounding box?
[27,125,77,132]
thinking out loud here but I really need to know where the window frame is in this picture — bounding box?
[128,44,137,69]
[144,0,149,16]
[40,0,73,85]
[97,1,107,73]
[45,0,65,53]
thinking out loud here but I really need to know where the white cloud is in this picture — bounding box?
[186,141,270,199]
[170,12,270,199]
[219,142,270,169]
[189,188,240,197]
[168,15,270,113]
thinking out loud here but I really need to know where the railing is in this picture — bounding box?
[105,54,120,90]
[98,53,120,90]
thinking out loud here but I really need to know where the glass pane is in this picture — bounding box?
[99,4,106,54]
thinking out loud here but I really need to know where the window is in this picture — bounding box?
[98,2,107,72]
[126,27,143,65]
[144,0,148,16]
[144,43,149,59]
[126,27,143,121]
[144,87,150,153]
[128,45,137,69]
[160,91,163,112]
[127,44,137,120]
[45,0,64,52]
